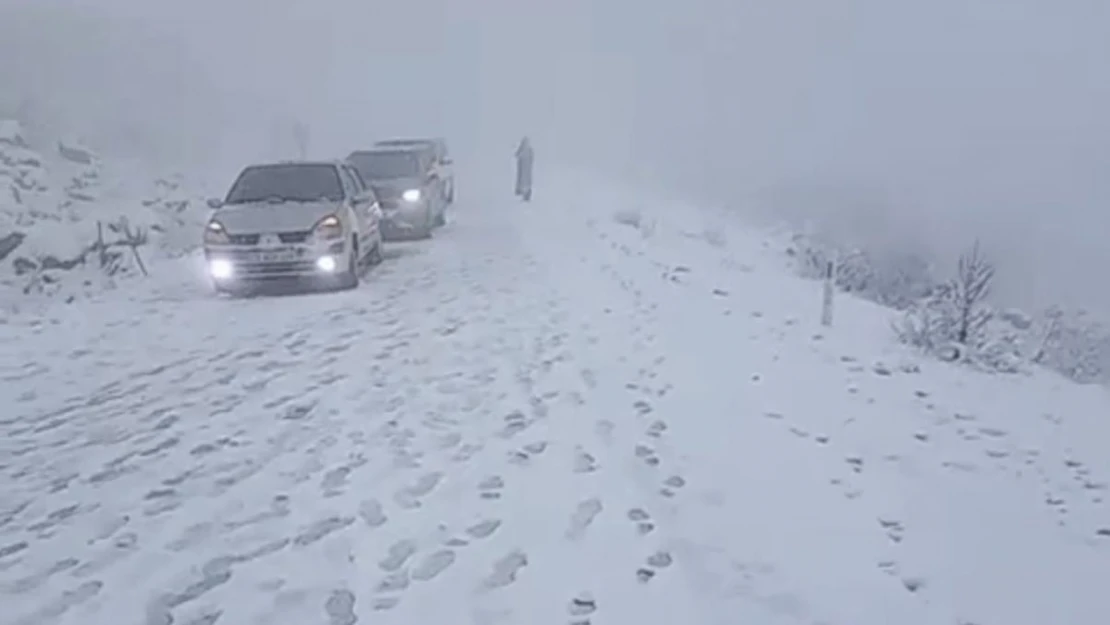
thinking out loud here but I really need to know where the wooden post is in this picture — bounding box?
[96,221,106,268]
[821,258,836,326]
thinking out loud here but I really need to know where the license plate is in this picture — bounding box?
[257,250,296,262]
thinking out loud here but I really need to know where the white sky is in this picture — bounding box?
[2,0,1109,312]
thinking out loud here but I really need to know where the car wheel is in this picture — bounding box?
[338,243,360,290]
[368,237,384,265]
[417,211,434,239]
[216,285,250,298]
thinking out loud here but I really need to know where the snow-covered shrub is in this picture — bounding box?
[1027,307,1110,384]
[895,242,1007,370]
[785,218,1110,384]
[788,232,937,310]
[0,117,207,306]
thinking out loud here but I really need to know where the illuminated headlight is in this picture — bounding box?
[401,189,421,202]
[315,256,337,272]
[209,259,233,279]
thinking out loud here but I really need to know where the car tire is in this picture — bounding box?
[417,211,434,239]
[337,242,360,290]
[216,285,251,298]
[434,210,446,227]
[368,238,384,265]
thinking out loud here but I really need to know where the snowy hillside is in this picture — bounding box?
[1,168,1108,625]
[0,119,208,309]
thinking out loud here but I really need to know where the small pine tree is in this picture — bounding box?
[952,240,995,345]
[896,240,995,360]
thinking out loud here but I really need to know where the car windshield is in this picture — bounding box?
[224,164,342,204]
[378,140,429,149]
[348,151,421,180]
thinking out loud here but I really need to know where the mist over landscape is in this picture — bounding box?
[3,0,1109,314]
[8,2,1110,622]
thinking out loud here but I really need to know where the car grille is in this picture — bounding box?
[227,233,260,245]
[226,231,310,245]
[278,231,310,243]
[236,261,318,277]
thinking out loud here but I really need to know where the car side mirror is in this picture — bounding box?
[207,198,223,209]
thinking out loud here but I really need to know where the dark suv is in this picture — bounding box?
[347,147,446,240]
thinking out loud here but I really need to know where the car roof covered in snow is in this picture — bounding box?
[348,146,424,156]
[252,159,347,168]
[374,138,441,146]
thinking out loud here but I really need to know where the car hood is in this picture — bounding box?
[211,200,340,233]
[368,177,423,198]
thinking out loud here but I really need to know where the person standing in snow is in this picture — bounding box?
[514,136,534,201]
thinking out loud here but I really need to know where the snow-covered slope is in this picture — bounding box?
[1,167,1107,625]
[0,119,208,309]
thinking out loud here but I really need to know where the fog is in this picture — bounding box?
[2,0,1109,314]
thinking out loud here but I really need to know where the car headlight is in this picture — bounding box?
[402,189,421,202]
[209,259,233,279]
[204,220,229,244]
[315,256,337,272]
[313,214,343,240]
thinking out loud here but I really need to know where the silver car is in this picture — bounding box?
[203,160,384,295]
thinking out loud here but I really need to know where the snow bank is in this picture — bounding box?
[530,170,1110,623]
[0,119,208,310]
[782,228,1110,385]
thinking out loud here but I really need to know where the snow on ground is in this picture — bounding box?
[1,119,209,310]
[2,167,1109,625]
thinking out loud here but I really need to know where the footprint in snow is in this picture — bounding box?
[581,368,599,388]
[574,448,598,473]
[636,550,673,583]
[481,550,528,590]
[508,441,548,466]
[788,426,810,439]
[393,472,443,509]
[321,466,351,497]
[166,522,215,552]
[479,476,505,500]
[437,431,463,450]
[451,442,483,464]
[628,508,655,535]
[324,589,357,625]
[498,411,530,439]
[379,540,418,572]
[594,420,615,445]
[293,516,354,548]
[878,518,905,543]
[358,499,387,528]
[566,498,603,541]
[645,420,667,438]
[372,570,409,611]
[660,475,686,498]
[568,591,597,625]
[13,580,104,625]
[634,444,660,467]
[411,549,457,582]
[391,450,422,470]
[465,519,503,541]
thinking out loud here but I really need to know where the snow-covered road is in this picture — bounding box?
[3,171,1110,625]
[1,181,715,625]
